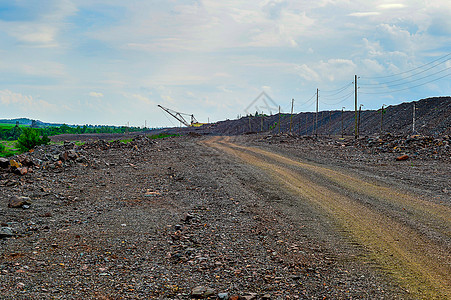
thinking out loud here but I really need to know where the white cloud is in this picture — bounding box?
[0,0,77,47]
[123,93,154,105]
[0,90,33,105]
[8,25,58,47]
[362,58,385,73]
[0,89,56,113]
[378,4,405,9]
[296,64,320,81]
[296,59,356,82]
[89,92,104,98]
[349,12,380,17]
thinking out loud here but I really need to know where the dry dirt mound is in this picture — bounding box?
[165,96,450,137]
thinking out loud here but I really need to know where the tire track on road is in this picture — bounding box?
[231,141,451,242]
[202,136,450,299]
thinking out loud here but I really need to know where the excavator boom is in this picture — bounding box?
[158,105,190,127]
[158,105,202,127]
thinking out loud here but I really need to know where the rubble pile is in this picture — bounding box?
[355,134,450,160]
[0,136,157,177]
[81,135,154,151]
[0,141,86,177]
[257,133,450,161]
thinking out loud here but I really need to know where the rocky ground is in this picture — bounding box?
[0,133,449,299]
[253,133,450,201]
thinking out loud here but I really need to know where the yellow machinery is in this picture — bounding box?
[158,105,207,127]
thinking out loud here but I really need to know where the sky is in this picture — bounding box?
[0,0,450,127]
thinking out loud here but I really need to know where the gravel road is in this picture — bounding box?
[1,134,449,299]
[204,136,450,299]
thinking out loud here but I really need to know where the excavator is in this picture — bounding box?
[158,105,206,127]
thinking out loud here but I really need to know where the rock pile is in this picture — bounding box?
[0,141,86,177]
[0,136,157,177]
[356,134,450,160]
[257,133,450,161]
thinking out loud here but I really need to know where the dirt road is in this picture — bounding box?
[203,136,450,299]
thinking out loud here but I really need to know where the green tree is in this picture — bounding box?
[16,128,49,152]
[60,124,70,134]
[41,134,51,145]
[7,124,22,140]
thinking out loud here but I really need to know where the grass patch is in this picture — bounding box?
[0,123,27,129]
[107,138,133,144]
[0,140,21,157]
[149,133,179,139]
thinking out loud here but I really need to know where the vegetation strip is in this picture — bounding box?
[203,136,450,299]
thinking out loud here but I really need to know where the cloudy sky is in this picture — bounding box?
[0,0,450,127]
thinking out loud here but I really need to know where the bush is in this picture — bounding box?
[16,128,49,152]
[41,134,51,145]
[0,143,5,153]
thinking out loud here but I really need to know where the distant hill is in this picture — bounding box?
[0,118,64,127]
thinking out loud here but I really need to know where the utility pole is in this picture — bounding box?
[290,98,294,134]
[261,112,263,132]
[412,102,416,134]
[380,104,386,135]
[341,107,345,138]
[354,75,358,139]
[145,120,147,129]
[278,106,281,135]
[358,104,363,137]
[315,88,319,136]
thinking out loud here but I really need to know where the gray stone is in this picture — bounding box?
[0,227,14,238]
[191,286,215,298]
[242,292,257,300]
[218,292,229,299]
[204,288,215,297]
[8,196,32,208]
[191,286,206,297]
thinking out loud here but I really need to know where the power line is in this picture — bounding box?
[321,90,355,104]
[321,93,354,106]
[321,82,353,93]
[359,73,450,94]
[320,83,353,99]
[294,92,317,109]
[360,66,451,89]
[361,52,451,79]
[161,110,177,127]
[360,61,450,86]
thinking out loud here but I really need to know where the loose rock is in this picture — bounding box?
[0,227,14,238]
[8,196,32,208]
[396,154,409,161]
